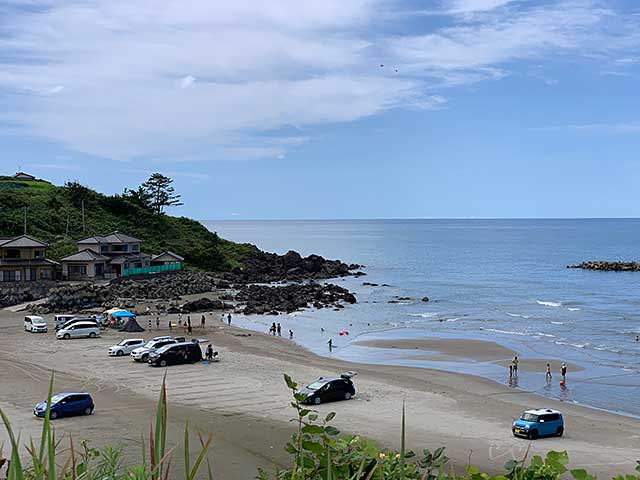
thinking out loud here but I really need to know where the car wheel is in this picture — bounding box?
[63,333,70,340]
[49,410,58,420]
[84,407,93,415]
[160,360,167,367]
[89,332,96,338]
[142,354,149,362]
[344,392,352,400]
[314,397,321,405]
[556,427,564,437]
[116,350,124,356]
[528,430,538,440]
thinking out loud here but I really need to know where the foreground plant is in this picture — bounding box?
[0,372,212,480]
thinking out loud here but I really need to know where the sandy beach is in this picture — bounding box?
[1,309,639,478]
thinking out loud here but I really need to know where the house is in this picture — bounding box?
[0,235,57,282]
[13,172,36,180]
[61,231,152,279]
[151,250,184,266]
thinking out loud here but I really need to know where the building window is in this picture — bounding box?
[100,245,109,253]
[34,250,45,259]
[122,244,129,252]
[68,265,87,276]
[131,244,139,252]
[40,269,52,280]
[4,249,21,259]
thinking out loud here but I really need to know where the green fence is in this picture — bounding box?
[122,263,182,277]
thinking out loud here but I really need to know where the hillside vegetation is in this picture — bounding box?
[0,176,252,271]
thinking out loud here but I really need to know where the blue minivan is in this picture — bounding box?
[512,408,564,439]
[33,392,94,420]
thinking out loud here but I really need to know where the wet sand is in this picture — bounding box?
[353,338,516,361]
[1,310,639,478]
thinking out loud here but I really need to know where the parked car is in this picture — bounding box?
[58,317,99,332]
[24,315,48,333]
[512,408,564,439]
[56,321,100,340]
[108,338,145,356]
[131,338,177,362]
[300,372,357,405]
[33,392,94,420]
[148,342,203,367]
[54,314,77,330]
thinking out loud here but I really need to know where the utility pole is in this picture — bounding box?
[81,199,86,233]
[65,210,70,237]
[23,207,27,235]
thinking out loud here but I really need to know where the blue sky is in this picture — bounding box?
[1,0,640,219]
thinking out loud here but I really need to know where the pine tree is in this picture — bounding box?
[140,173,183,214]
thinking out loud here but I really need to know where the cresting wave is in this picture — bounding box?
[506,312,531,319]
[536,300,562,307]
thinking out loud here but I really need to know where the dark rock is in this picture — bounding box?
[568,261,640,272]
[181,297,230,312]
[421,296,430,302]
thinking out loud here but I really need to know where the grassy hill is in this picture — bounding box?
[0,176,252,271]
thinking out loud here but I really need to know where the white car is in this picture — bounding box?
[108,338,145,356]
[24,315,48,333]
[131,338,177,362]
[56,321,100,340]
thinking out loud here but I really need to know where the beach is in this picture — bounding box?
[2,309,639,478]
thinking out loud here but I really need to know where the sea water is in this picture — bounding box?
[205,219,640,417]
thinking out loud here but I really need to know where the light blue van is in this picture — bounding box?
[512,408,564,439]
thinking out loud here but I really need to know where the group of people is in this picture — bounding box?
[269,322,294,339]
[508,355,569,383]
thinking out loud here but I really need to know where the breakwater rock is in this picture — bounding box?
[235,283,357,315]
[34,270,221,313]
[567,261,640,272]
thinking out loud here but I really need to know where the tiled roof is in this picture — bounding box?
[77,231,142,244]
[0,235,48,248]
[60,249,109,262]
[152,250,185,262]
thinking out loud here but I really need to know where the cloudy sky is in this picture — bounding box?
[2,0,639,219]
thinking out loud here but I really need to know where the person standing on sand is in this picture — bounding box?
[227,313,232,325]
[546,363,552,381]
[512,356,519,375]
[168,320,172,332]
[328,338,333,352]
[156,317,160,330]
[205,344,213,361]
[277,323,282,337]
[508,364,513,379]
[201,315,205,328]
[289,329,293,340]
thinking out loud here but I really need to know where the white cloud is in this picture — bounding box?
[444,0,516,14]
[179,75,195,89]
[0,0,637,161]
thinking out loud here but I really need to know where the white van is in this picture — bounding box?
[54,314,78,330]
[24,316,48,333]
[56,321,100,340]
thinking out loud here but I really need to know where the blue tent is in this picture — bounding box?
[111,310,136,318]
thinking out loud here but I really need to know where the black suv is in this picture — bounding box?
[300,372,357,405]
[148,342,202,367]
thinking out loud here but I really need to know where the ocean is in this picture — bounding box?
[204,219,640,417]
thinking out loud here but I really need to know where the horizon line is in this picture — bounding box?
[200,216,640,222]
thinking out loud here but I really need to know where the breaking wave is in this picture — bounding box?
[537,300,562,307]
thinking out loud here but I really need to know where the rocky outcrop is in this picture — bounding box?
[0,284,51,309]
[568,261,640,272]
[180,297,232,312]
[235,283,357,315]
[224,247,363,283]
[34,270,223,313]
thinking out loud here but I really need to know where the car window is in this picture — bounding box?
[521,413,539,422]
[307,381,326,390]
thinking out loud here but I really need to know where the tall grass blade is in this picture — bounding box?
[184,422,190,480]
[0,407,24,480]
[38,372,55,476]
[400,402,406,480]
[188,433,212,480]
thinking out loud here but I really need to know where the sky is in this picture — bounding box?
[1,0,640,219]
